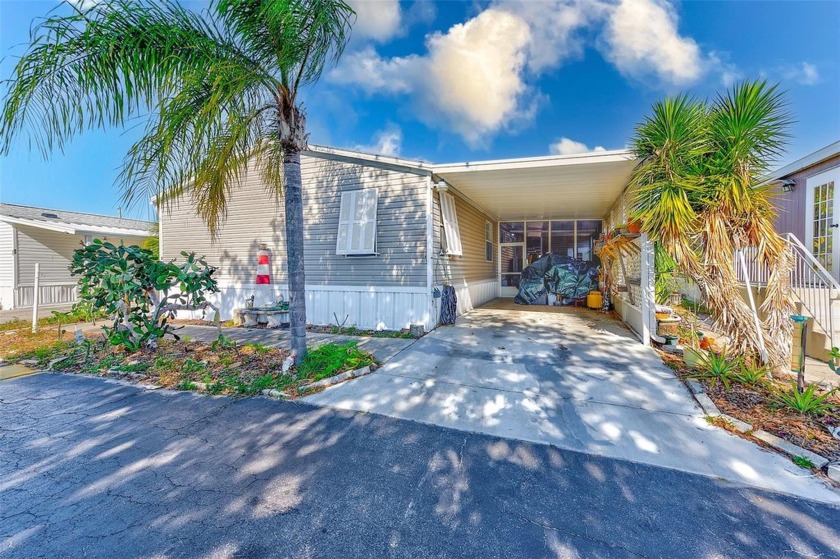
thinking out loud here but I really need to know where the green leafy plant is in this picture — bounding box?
[792,455,815,469]
[734,362,769,387]
[70,240,219,351]
[772,382,837,416]
[691,350,739,389]
[296,341,374,382]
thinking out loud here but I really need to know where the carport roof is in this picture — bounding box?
[433,149,638,221]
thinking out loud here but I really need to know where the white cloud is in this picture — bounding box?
[549,138,606,155]
[333,0,713,146]
[601,0,704,86]
[354,125,402,156]
[493,0,605,72]
[784,62,820,86]
[331,8,535,146]
[65,0,103,9]
[347,0,402,43]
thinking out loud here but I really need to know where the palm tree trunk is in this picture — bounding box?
[283,148,307,362]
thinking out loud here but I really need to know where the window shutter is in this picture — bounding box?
[336,190,354,255]
[337,189,378,255]
[439,191,462,256]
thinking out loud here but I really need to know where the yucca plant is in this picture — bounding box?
[0,0,355,362]
[734,361,770,387]
[772,382,837,416]
[692,350,739,390]
[630,81,794,372]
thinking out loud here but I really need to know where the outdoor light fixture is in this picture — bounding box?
[781,179,796,193]
[435,180,449,192]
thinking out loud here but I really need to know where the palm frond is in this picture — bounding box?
[1,0,273,158]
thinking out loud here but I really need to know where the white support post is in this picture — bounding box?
[737,250,769,363]
[640,234,655,346]
[31,263,40,334]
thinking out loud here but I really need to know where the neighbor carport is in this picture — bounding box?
[304,300,838,502]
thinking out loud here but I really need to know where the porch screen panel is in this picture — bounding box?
[575,220,602,262]
[550,221,574,258]
[526,221,549,265]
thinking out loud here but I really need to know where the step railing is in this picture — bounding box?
[735,233,838,349]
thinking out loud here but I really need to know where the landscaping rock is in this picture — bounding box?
[694,392,721,417]
[260,388,287,399]
[828,463,840,483]
[686,379,705,395]
[20,359,39,366]
[720,414,752,434]
[752,430,829,470]
[300,366,372,392]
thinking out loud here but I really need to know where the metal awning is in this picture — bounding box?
[433,149,637,221]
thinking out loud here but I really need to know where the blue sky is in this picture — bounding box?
[1,0,838,220]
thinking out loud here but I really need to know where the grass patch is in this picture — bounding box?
[297,341,374,382]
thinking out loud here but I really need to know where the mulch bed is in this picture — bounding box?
[3,330,374,400]
[658,349,840,463]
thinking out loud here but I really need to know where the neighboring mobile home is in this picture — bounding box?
[770,140,840,280]
[160,145,656,340]
[0,203,152,311]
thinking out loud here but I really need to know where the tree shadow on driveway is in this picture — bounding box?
[1,373,839,558]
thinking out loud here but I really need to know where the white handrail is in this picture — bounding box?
[734,233,837,350]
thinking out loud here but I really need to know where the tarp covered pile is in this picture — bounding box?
[514,254,599,305]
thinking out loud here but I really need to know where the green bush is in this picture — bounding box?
[772,382,836,416]
[734,362,769,387]
[70,240,218,351]
[296,341,374,382]
[691,351,739,390]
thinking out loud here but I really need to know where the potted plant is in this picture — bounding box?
[627,220,642,234]
[682,316,706,368]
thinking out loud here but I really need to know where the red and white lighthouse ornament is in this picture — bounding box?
[256,245,271,285]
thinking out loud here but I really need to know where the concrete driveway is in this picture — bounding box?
[305,299,840,503]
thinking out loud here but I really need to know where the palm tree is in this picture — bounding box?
[1,0,355,361]
[630,81,793,371]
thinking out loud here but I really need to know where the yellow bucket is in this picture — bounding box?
[586,290,603,309]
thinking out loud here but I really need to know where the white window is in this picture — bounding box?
[336,188,378,255]
[83,235,93,246]
[485,221,493,261]
[439,191,462,256]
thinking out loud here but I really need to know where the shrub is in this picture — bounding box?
[70,240,219,351]
[734,362,769,387]
[772,381,836,416]
[691,350,739,389]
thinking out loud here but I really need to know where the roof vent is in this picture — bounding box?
[41,212,59,219]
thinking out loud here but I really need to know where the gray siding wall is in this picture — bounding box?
[0,222,13,287]
[161,152,431,288]
[16,225,146,285]
[432,189,498,285]
[773,154,840,242]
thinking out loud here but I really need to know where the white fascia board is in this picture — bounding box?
[307,144,433,174]
[73,224,151,237]
[768,140,840,180]
[433,149,636,175]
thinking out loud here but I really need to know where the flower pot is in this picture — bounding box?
[683,347,706,368]
[627,220,642,234]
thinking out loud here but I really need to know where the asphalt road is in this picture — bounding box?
[2,373,839,559]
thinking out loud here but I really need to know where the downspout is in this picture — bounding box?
[425,174,436,332]
[11,225,18,309]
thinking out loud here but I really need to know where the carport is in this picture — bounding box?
[303,301,837,500]
[433,149,657,345]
